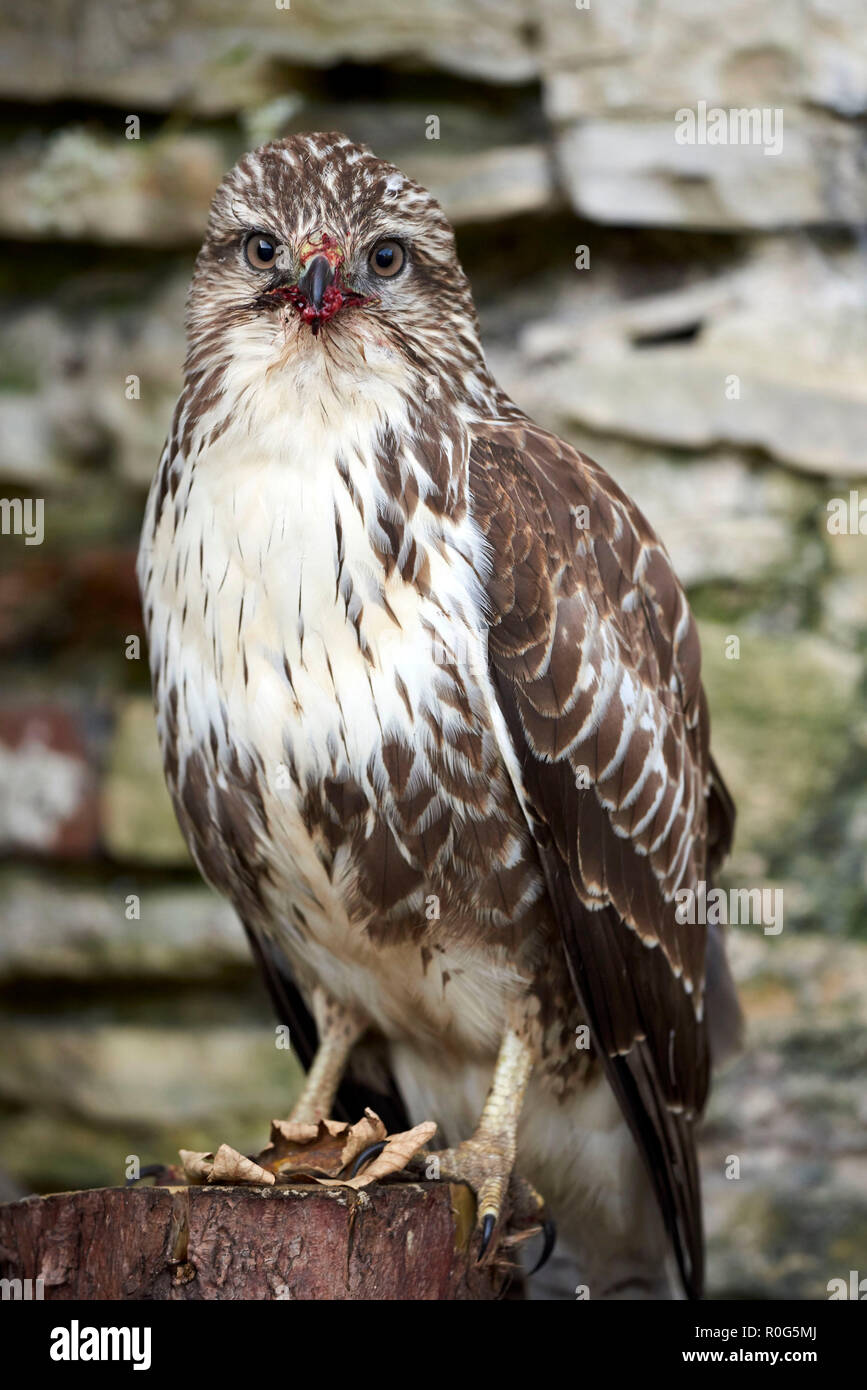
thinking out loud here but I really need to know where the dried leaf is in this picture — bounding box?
[258,1117,352,1180]
[318,1120,437,1190]
[269,1119,321,1148]
[211,1143,275,1186]
[321,1118,351,1139]
[179,1149,214,1184]
[339,1108,388,1170]
[175,1111,435,1190]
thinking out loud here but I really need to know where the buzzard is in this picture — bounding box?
[138,133,740,1299]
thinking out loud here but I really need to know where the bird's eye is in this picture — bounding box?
[245,233,279,270]
[368,240,405,278]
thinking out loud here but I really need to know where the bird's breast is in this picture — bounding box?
[141,432,545,1048]
[147,433,490,811]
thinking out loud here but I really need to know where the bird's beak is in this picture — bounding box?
[297,254,335,313]
[260,236,375,334]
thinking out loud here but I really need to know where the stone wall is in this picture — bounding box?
[0,2,865,1297]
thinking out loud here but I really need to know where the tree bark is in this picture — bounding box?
[0,1182,511,1300]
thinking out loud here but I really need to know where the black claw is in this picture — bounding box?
[126,1164,167,1188]
[477,1211,497,1262]
[349,1141,387,1178]
[528,1218,557,1275]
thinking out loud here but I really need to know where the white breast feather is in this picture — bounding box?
[140,343,526,1050]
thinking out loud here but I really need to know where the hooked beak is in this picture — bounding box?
[259,241,376,334]
[297,254,335,312]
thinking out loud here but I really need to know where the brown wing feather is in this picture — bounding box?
[471,416,733,1298]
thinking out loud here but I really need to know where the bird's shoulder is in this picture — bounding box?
[468,407,703,734]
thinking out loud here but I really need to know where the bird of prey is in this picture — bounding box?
[138,132,740,1299]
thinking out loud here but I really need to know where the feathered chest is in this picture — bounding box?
[138,421,539,937]
[148,430,482,754]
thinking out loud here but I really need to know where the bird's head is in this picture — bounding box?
[185,132,490,414]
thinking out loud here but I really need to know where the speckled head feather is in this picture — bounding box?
[179,133,496,468]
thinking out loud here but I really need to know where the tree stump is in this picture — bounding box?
[0,1183,510,1300]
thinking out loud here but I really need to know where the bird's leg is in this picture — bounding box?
[286,987,366,1125]
[426,1027,545,1258]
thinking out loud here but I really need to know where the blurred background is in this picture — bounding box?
[0,1,866,1299]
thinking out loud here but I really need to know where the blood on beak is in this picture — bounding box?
[261,237,376,334]
[297,255,335,312]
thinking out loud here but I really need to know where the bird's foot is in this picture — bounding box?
[419,1137,554,1268]
[174,1109,436,1190]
